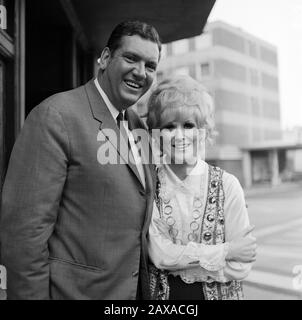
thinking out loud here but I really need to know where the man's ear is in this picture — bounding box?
[98,47,112,71]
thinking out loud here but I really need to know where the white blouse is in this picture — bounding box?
[148,159,253,283]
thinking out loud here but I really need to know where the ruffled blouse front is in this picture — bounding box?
[148,159,252,283]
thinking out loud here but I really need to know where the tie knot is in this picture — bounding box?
[116,112,125,130]
[116,112,124,122]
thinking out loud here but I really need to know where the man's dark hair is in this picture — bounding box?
[106,20,162,58]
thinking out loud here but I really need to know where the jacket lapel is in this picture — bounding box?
[84,80,143,188]
[126,109,155,193]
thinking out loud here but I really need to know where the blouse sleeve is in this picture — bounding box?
[148,173,254,283]
[222,173,253,281]
[148,201,229,275]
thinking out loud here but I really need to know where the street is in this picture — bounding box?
[243,182,302,299]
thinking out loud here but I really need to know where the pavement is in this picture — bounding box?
[242,181,302,300]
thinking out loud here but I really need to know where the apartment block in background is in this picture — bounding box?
[149,20,282,184]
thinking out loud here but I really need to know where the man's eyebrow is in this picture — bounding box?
[123,51,158,65]
[122,51,139,59]
[123,51,137,56]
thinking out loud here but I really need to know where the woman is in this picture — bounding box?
[146,75,257,300]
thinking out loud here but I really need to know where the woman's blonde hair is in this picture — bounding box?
[146,74,217,142]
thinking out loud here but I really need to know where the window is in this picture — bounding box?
[212,27,245,53]
[0,0,16,186]
[215,89,249,114]
[172,38,189,55]
[261,73,279,91]
[0,0,13,38]
[0,2,6,31]
[251,97,261,116]
[201,63,210,77]
[252,128,262,142]
[247,40,258,58]
[249,69,259,86]
[188,65,196,78]
[214,59,247,82]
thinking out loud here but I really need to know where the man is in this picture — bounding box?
[0,20,161,299]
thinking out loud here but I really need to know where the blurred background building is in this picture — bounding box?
[136,20,302,187]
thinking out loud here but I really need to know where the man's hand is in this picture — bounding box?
[226,225,257,263]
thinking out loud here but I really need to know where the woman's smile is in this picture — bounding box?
[172,141,191,150]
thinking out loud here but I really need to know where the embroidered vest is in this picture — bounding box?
[201,165,243,300]
[150,165,244,300]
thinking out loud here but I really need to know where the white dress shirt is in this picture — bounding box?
[94,78,145,188]
[148,159,252,283]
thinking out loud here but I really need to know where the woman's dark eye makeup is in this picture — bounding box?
[183,121,196,129]
[161,121,196,131]
[161,123,176,130]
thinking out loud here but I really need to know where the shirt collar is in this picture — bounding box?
[162,159,207,195]
[94,78,124,122]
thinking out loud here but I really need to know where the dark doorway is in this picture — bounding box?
[25,0,76,116]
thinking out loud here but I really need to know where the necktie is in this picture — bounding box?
[116,112,146,188]
[116,112,125,130]
[116,112,129,148]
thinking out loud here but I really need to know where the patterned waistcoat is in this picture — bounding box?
[150,165,244,300]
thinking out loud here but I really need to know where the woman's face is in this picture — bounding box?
[158,112,204,166]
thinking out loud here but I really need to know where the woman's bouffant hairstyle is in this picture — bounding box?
[146,75,217,143]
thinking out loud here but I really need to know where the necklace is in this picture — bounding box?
[158,163,206,244]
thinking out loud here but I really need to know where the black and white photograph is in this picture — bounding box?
[0,0,302,303]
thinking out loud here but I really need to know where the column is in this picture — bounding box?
[242,150,252,188]
[269,149,280,186]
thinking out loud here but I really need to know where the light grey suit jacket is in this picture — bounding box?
[0,80,155,300]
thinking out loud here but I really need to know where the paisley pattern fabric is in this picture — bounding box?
[149,264,170,300]
[202,166,243,300]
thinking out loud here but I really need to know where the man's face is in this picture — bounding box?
[99,35,160,110]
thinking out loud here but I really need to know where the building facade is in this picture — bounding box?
[153,20,282,185]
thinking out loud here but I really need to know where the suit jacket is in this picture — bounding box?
[0,80,156,300]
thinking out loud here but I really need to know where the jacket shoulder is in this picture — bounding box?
[28,84,90,121]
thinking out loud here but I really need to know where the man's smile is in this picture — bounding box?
[124,80,143,90]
